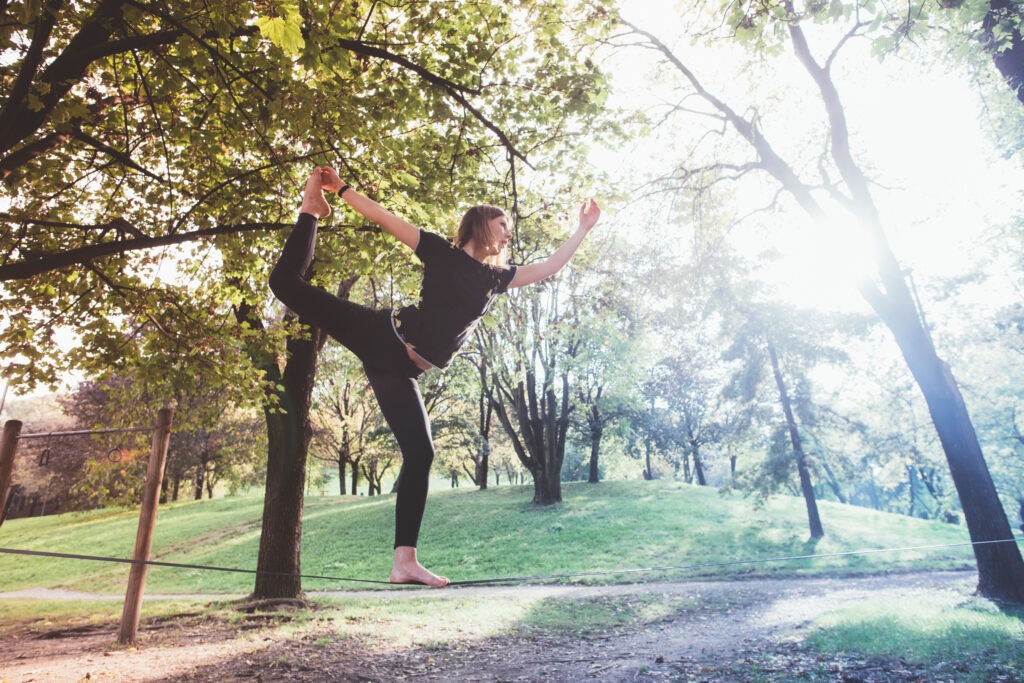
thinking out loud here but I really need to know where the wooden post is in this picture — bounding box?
[118,408,173,645]
[0,420,22,527]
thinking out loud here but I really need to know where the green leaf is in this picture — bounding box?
[256,14,305,54]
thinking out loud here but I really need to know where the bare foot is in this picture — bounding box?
[390,546,449,587]
[299,168,330,218]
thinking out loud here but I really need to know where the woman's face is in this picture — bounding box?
[485,213,512,255]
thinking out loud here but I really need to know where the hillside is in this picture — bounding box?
[0,480,975,595]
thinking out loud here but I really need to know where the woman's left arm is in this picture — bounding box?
[509,199,601,289]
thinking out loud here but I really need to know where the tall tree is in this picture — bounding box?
[567,251,647,484]
[2,1,611,598]
[722,303,854,539]
[613,1,1024,601]
[486,281,576,505]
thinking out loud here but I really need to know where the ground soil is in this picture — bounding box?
[0,569,1014,682]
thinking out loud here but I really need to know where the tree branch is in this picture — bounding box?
[620,19,825,220]
[327,38,532,168]
[1,0,64,134]
[0,132,72,180]
[71,129,166,183]
[0,221,293,281]
[1,0,126,156]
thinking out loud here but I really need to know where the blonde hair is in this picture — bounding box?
[453,204,509,266]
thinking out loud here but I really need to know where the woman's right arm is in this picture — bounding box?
[320,167,419,250]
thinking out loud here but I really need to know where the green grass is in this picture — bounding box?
[802,590,1024,682]
[0,480,976,595]
[1,484,1020,680]
[770,589,1024,679]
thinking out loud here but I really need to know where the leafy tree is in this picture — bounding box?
[55,377,153,508]
[486,264,577,505]
[723,295,867,538]
[2,0,611,597]
[610,1,1024,601]
[483,205,621,503]
[566,246,648,484]
[642,351,737,487]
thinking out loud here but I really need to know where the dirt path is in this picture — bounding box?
[0,570,980,682]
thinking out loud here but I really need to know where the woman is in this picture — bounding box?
[270,167,601,587]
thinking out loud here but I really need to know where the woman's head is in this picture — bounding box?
[454,204,511,266]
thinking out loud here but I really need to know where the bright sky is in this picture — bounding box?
[592,1,1024,315]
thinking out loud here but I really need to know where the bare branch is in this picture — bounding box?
[618,19,825,220]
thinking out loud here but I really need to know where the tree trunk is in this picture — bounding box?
[531,464,561,505]
[193,446,208,501]
[471,356,496,490]
[587,406,602,484]
[907,464,918,518]
[768,343,824,540]
[475,444,489,490]
[691,440,707,486]
[251,328,320,600]
[885,318,1024,599]
[338,457,346,495]
[819,458,847,504]
[984,0,1024,106]
[643,437,654,480]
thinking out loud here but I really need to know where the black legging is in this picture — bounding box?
[269,213,434,548]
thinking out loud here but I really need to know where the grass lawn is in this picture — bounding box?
[0,479,977,594]
[808,590,1024,675]
[1,480,1021,681]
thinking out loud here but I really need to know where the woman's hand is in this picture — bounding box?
[578,198,601,233]
[509,197,602,289]
[320,166,345,194]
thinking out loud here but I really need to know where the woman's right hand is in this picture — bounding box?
[578,198,601,233]
[320,166,345,194]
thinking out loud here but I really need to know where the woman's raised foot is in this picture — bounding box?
[299,168,331,218]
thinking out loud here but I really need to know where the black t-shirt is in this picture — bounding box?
[393,230,517,369]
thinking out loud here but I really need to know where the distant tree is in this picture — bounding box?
[486,280,575,505]
[485,228,610,504]
[311,342,380,496]
[722,302,864,539]
[360,432,398,498]
[566,254,647,484]
[641,352,737,487]
[459,348,501,489]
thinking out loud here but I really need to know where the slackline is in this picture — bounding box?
[1,537,1020,589]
